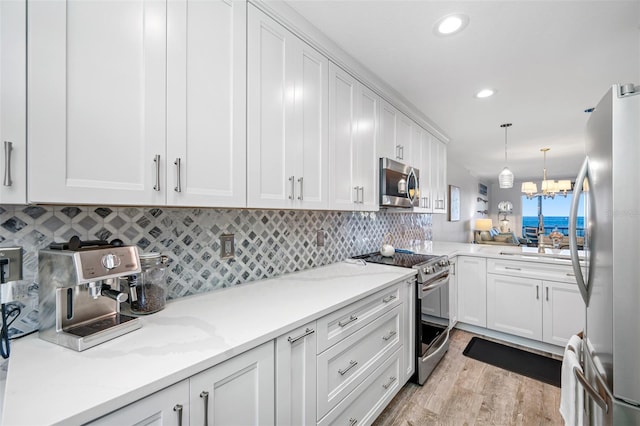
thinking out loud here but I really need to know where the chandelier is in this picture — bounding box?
[521,148,572,199]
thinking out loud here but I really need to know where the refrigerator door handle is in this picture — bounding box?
[570,156,590,306]
[574,366,609,413]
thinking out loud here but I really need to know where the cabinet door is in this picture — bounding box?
[28,0,166,205]
[328,63,357,211]
[378,100,397,161]
[432,139,448,214]
[415,130,433,212]
[190,341,275,426]
[166,0,246,207]
[402,278,415,383]
[276,322,317,426]
[0,0,26,204]
[354,84,379,211]
[542,281,585,346]
[247,6,328,210]
[87,380,189,426]
[457,256,487,327]
[487,274,543,341]
[396,113,412,163]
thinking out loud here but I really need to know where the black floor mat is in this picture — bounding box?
[462,337,562,387]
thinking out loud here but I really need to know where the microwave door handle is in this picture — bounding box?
[570,156,589,306]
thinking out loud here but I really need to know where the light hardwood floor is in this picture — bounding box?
[373,329,563,426]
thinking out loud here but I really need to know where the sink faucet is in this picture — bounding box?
[538,233,546,253]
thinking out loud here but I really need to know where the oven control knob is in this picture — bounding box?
[424,266,433,274]
[439,259,449,267]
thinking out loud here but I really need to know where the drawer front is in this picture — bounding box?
[317,283,402,353]
[317,306,402,419]
[317,349,402,426]
[487,258,577,283]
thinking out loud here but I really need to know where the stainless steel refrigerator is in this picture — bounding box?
[569,83,640,424]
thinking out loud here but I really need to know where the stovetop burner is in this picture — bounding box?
[352,252,440,268]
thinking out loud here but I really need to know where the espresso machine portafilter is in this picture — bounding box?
[38,241,142,351]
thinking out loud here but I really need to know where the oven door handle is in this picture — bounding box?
[420,273,449,296]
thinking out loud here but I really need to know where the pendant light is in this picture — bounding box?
[498,123,514,188]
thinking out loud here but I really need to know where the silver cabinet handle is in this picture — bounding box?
[546,287,549,301]
[382,376,397,389]
[359,186,364,203]
[395,145,400,159]
[353,186,359,203]
[3,141,12,186]
[297,177,304,200]
[288,176,295,200]
[200,391,209,426]
[287,327,315,344]
[174,158,182,192]
[382,330,397,341]
[338,360,358,376]
[574,366,608,413]
[536,285,539,300]
[382,294,397,303]
[426,196,430,209]
[173,404,183,426]
[153,155,161,191]
[505,266,521,271]
[338,314,358,327]
[349,418,358,426]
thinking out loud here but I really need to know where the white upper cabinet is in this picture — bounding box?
[28,0,245,207]
[166,0,246,207]
[433,137,448,214]
[0,0,26,204]
[379,100,397,161]
[247,5,328,210]
[328,63,378,211]
[396,113,414,165]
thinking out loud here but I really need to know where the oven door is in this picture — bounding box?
[416,271,450,385]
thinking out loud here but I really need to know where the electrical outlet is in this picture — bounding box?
[0,247,22,283]
[316,229,326,247]
[220,234,235,259]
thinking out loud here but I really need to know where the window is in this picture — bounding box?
[521,194,585,239]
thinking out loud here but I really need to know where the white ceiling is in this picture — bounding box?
[285,0,640,183]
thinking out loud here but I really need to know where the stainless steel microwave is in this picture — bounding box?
[379,157,420,208]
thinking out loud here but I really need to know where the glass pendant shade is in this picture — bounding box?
[498,166,514,188]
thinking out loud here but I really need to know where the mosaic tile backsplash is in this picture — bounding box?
[0,205,432,337]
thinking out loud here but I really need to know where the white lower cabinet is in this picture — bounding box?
[317,349,402,426]
[457,256,487,327]
[190,341,275,426]
[276,321,317,426]
[87,380,190,426]
[485,258,585,346]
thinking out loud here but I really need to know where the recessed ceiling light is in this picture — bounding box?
[434,14,469,36]
[475,89,495,98]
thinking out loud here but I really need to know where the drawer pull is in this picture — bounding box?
[505,266,521,271]
[287,328,315,344]
[338,315,358,327]
[382,330,397,341]
[173,404,183,426]
[349,418,358,426]
[338,360,358,376]
[382,294,397,303]
[382,376,397,389]
[200,391,209,426]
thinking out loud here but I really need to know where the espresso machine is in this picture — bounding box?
[38,238,142,351]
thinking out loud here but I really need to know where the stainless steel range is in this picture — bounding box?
[352,251,451,385]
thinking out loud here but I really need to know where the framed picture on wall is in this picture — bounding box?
[448,185,461,222]
[478,183,488,196]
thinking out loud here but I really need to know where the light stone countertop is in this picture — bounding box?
[1,261,416,426]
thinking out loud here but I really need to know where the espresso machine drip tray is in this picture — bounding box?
[65,313,138,338]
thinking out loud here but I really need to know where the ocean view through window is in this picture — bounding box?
[522,194,585,238]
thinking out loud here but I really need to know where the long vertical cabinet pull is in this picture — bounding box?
[297,177,303,200]
[536,285,539,300]
[353,186,359,204]
[359,186,364,204]
[153,155,161,191]
[174,158,182,192]
[173,404,184,426]
[3,141,12,186]
[200,391,209,426]
[546,286,549,301]
[288,176,295,200]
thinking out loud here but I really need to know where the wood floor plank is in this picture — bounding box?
[373,329,563,426]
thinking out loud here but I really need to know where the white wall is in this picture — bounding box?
[432,159,488,243]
